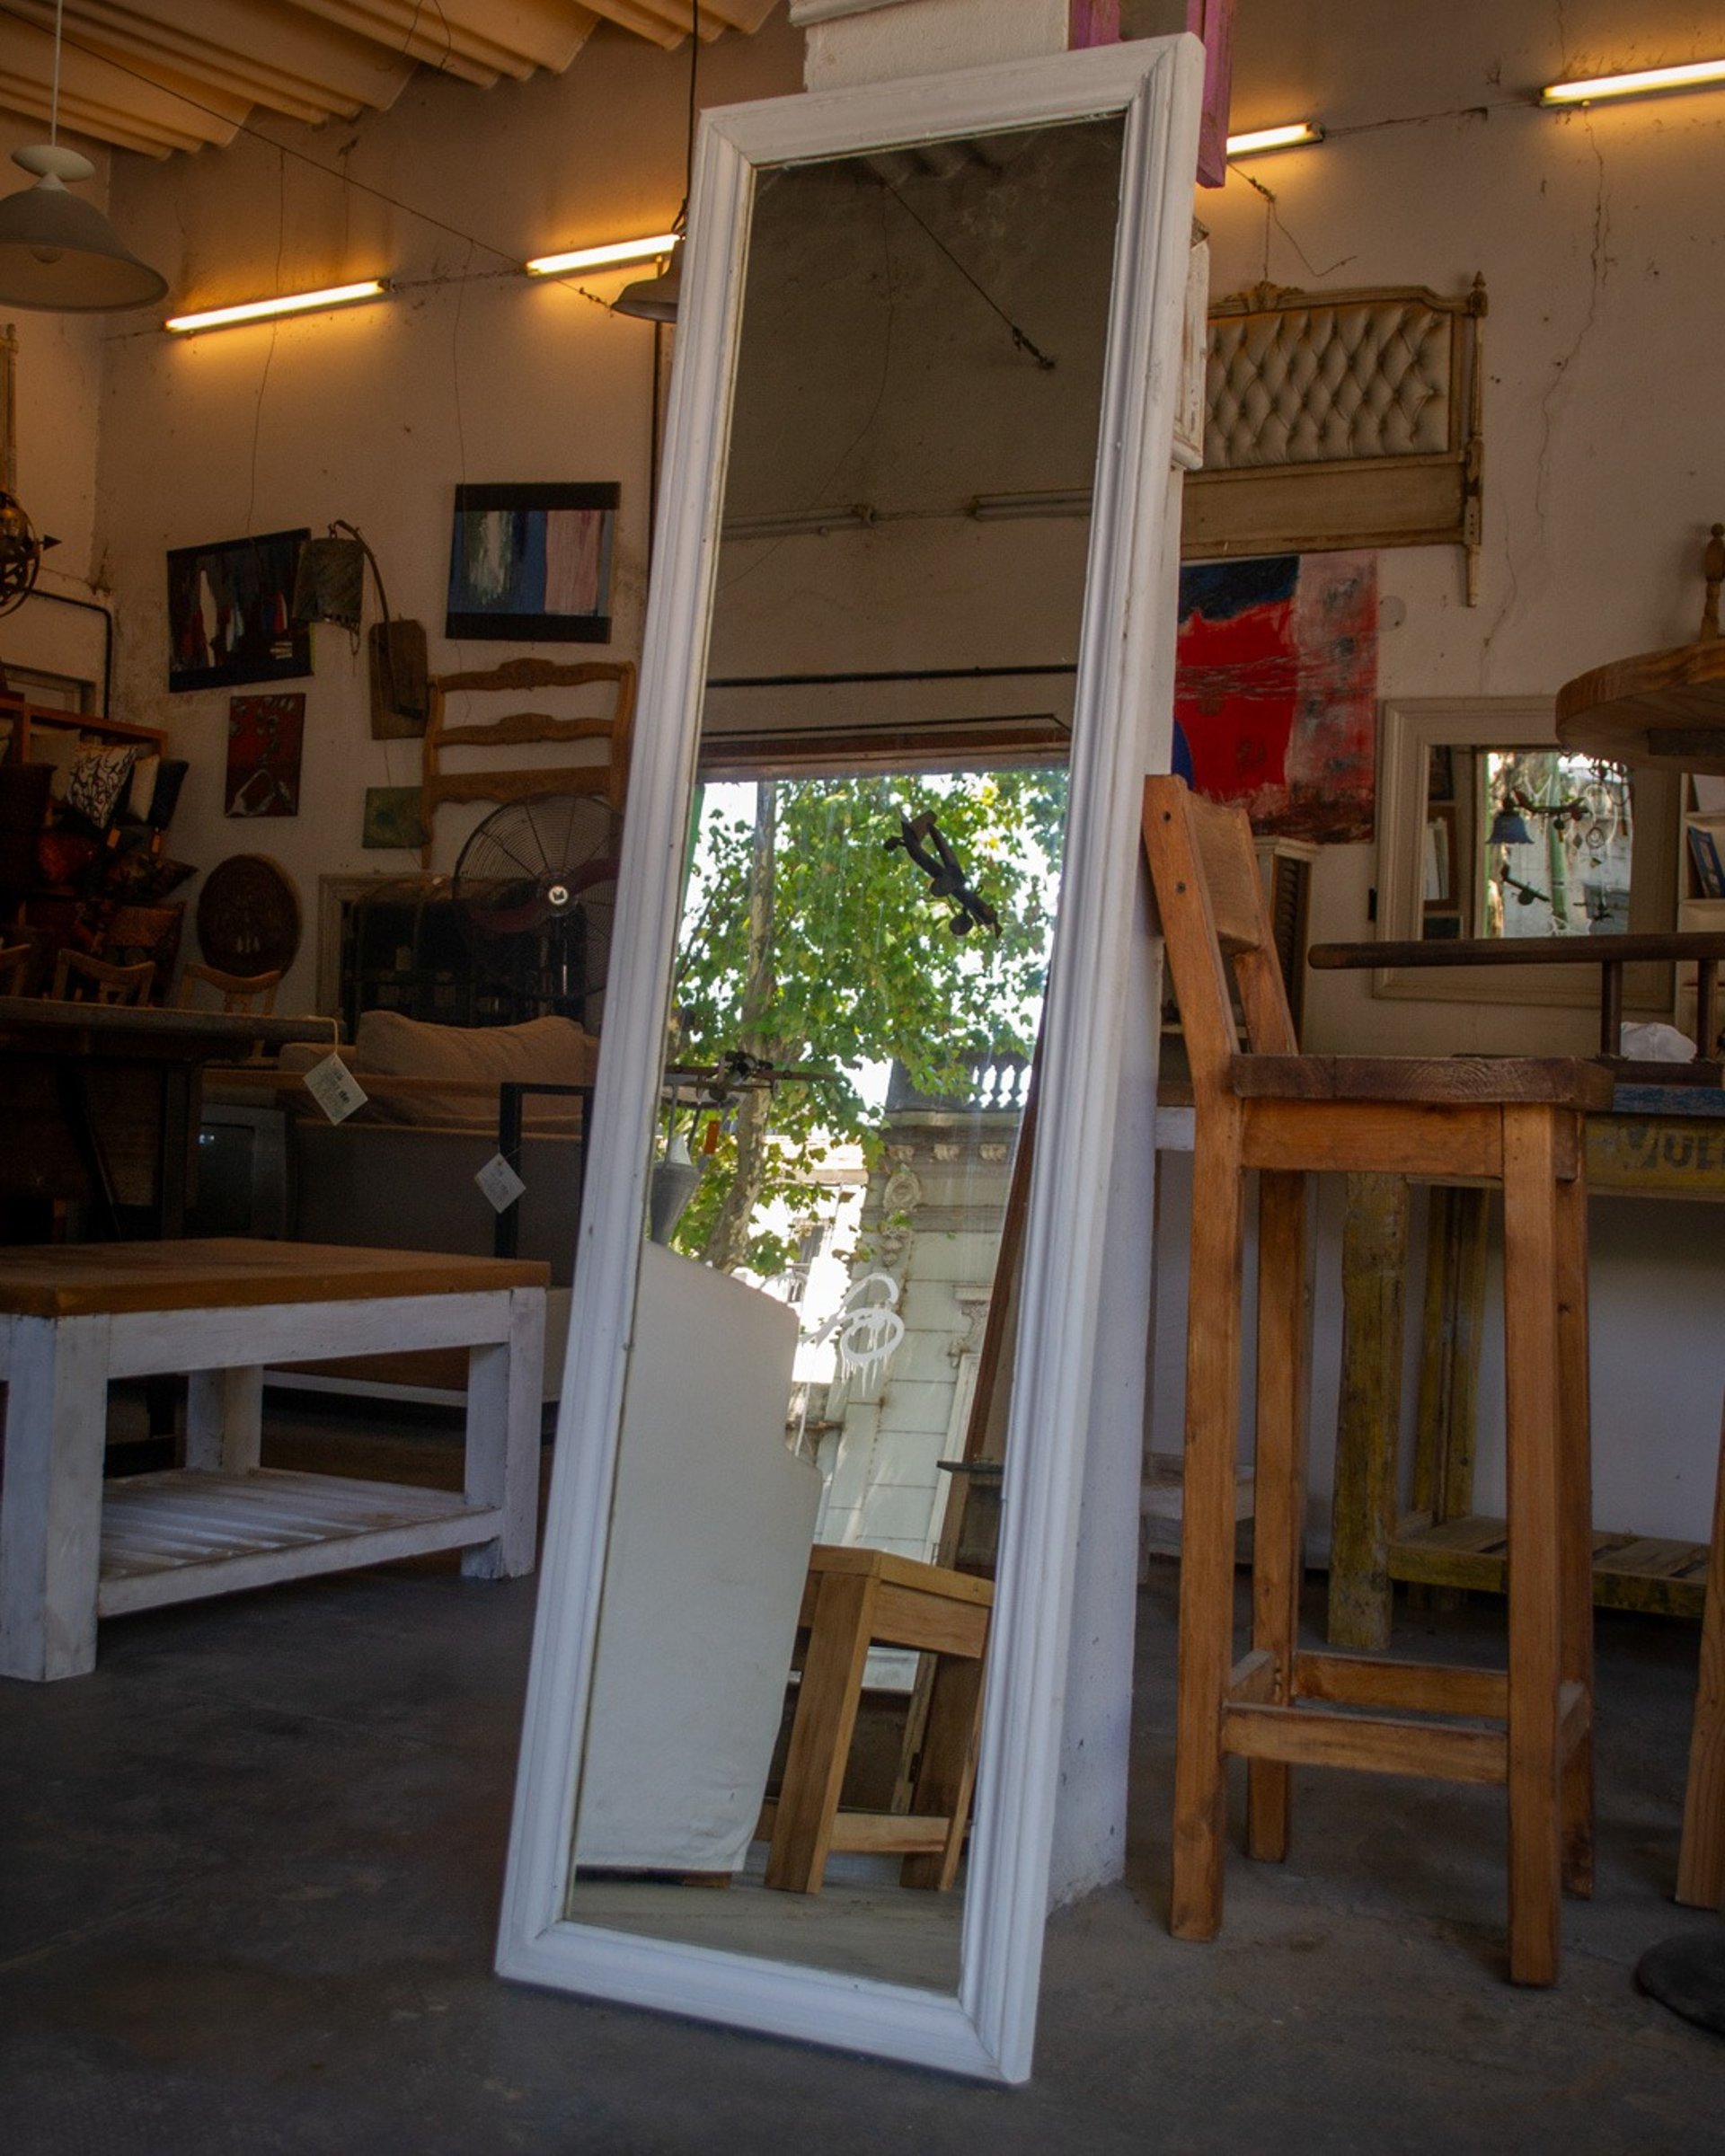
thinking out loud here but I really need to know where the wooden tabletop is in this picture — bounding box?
[1556,635,1725,773]
[0,1238,550,1319]
[0,996,332,1054]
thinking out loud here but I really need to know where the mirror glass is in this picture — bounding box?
[1421,744,1634,942]
[560,114,1124,1990]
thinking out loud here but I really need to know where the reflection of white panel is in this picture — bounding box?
[575,1243,819,1874]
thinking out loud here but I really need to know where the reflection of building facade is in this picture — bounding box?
[809,1056,1028,1569]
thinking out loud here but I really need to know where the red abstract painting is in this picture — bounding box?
[1173,552,1377,843]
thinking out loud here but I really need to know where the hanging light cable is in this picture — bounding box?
[0,0,166,313]
[614,0,700,323]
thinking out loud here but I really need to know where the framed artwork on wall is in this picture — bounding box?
[225,693,305,818]
[1172,550,1378,843]
[446,483,618,644]
[167,529,311,693]
[362,785,428,851]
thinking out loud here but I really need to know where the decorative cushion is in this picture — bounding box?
[146,758,189,830]
[349,1010,598,1129]
[126,754,160,823]
[36,828,101,887]
[105,844,196,902]
[62,743,138,832]
[0,760,51,890]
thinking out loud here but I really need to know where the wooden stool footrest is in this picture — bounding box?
[1223,1701,1509,1784]
[828,1812,953,1858]
[1290,1649,1508,1720]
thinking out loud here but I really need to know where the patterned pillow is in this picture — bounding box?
[63,744,138,831]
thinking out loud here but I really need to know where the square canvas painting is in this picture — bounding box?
[1173,552,1377,843]
[225,693,305,818]
[168,529,311,693]
[363,785,428,851]
[446,482,618,643]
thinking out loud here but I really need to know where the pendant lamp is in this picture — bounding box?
[615,0,699,324]
[0,1,167,314]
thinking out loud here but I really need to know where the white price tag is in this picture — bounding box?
[475,1152,527,1214]
[303,1052,368,1126]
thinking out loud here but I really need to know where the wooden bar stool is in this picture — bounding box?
[764,1544,993,1895]
[1144,775,1611,1985]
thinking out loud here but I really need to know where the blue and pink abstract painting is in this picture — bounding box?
[1173,551,1377,843]
[446,482,618,644]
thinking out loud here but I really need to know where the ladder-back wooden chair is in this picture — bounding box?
[419,658,636,870]
[177,962,281,1015]
[50,950,155,1005]
[1143,773,1613,1985]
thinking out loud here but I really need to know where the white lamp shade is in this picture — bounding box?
[0,176,167,313]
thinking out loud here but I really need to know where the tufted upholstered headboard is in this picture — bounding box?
[1182,276,1486,603]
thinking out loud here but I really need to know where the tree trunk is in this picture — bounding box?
[703,783,792,1271]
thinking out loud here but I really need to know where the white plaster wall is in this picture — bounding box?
[1145,0,1725,1546]
[93,17,806,1013]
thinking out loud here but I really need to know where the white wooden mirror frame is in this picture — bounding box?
[497,35,1203,2086]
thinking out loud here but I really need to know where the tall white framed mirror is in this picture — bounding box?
[497,36,1203,2085]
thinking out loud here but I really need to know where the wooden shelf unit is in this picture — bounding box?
[0,696,164,764]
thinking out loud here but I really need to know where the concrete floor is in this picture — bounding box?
[6,1426,1725,2151]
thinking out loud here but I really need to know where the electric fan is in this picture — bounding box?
[451,794,622,1029]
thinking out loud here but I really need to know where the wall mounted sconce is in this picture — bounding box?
[292,519,429,739]
[526,234,682,279]
[164,279,388,336]
[614,0,702,323]
[1225,120,1324,157]
[1541,58,1725,108]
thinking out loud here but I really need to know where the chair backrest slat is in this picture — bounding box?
[1142,776,1299,1086]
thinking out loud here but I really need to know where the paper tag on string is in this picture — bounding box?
[303,1052,367,1126]
[475,1153,527,1214]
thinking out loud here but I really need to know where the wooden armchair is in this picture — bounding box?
[1143,774,1614,1985]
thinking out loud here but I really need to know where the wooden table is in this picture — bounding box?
[1325,1086,1725,1648]
[0,997,332,1234]
[0,1239,547,1680]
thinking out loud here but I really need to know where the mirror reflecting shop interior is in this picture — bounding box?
[560,113,1126,1987]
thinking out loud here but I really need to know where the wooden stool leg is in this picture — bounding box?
[765,1568,877,1894]
[901,1650,986,1890]
[1555,1156,1594,1898]
[1247,1167,1308,1863]
[1171,1119,1247,1941]
[1676,1398,1725,1909]
[0,1314,109,1681]
[1501,1108,1564,1986]
[1328,1174,1410,1651]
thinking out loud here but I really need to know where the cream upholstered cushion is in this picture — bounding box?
[349,1009,597,1128]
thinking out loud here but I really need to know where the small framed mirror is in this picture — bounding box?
[497,38,1203,2084]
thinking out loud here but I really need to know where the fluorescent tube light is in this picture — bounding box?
[1542,57,1725,106]
[1225,121,1324,157]
[164,279,387,335]
[526,234,681,278]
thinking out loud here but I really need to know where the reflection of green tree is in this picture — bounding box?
[673,769,1066,1275]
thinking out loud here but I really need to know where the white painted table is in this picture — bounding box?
[0,1238,548,1681]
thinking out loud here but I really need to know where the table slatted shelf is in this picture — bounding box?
[1392,1512,1712,1620]
[96,1468,503,1618]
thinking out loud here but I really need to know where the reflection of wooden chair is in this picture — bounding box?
[0,941,31,995]
[178,962,281,1014]
[50,950,154,1005]
[1144,773,1614,1986]
[764,1545,993,1895]
[1677,1398,1725,1910]
[419,658,636,869]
